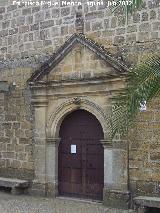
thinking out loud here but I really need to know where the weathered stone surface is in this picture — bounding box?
[0,0,159,208]
[9,28,18,35]
[52,8,60,18]
[22,8,31,16]
[30,23,39,31]
[61,7,70,17]
[0,7,5,14]
[40,20,54,29]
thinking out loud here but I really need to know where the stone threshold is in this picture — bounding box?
[56,196,103,205]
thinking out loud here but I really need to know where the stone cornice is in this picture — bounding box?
[31,98,48,107]
[100,139,113,148]
[46,138,61,145]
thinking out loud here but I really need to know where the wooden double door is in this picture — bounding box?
[58,110,104,200]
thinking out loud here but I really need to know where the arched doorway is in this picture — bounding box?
[58,109,104,200]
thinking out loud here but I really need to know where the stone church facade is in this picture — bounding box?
[0,0,160,210]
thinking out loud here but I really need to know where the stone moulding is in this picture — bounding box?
[46,97,108,139]
[28,33,128,82]
[100,139,113,148]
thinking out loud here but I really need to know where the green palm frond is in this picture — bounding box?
[108,54,160,140]
[126,0,144,15]
[112,0,144,18]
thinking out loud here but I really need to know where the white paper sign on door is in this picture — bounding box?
[71,145,76,154]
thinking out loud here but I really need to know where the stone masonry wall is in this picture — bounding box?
[0,69,34,180]
[0,0,159,69]
[129,98,160,197]
[0,0,159,196]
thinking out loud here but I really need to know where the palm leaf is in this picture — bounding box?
[108,54,160,140]
[112,0,144,18]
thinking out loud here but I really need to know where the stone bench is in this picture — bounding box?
[0,177,29,195]
[134,196,160,213]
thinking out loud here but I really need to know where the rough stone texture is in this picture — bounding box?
[0,192,135,213]
[0,0,159,210]
[129,98,160,197]
[0,0,159,68]
[0,69,34,180]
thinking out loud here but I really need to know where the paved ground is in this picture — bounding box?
[0,192,135,213]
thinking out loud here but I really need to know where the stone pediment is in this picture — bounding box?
[28,33,128,82]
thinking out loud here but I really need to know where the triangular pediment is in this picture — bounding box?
[28,33,128,82]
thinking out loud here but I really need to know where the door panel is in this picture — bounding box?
[58,110,104,200]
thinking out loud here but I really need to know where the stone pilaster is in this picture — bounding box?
[46,138,61,197]
[101,139,130,209]
[30,97,48,196]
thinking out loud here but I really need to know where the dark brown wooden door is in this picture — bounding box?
[58,110,104,200]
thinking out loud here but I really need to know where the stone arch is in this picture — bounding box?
[46,97,108,140]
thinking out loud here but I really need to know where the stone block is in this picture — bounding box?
[2,21,10,29]
[148,0,159,9]
[61,7,70,17]
[152,22,160,31]
[32,6,40,13]
[29,182,46,196]
[92,21,103,31]
[19,138,29,144]
[15,144,24,152]
[35,11,44,23]
[55,19,62,25]
[103,189,131,209]
[0,30,8,37]
[17,16,25,26]
[52,8,60,18]
[11,160,21,169]
[19,26,29,33]
[150,152,160,161]
[0,7,5,14]
[52,26,60,37]
[2,151,14,158]
[30,23,39,31]
[141,12,148,21]
[102,30,115,37]
[133,13,140,23]
[34,41,43,49]
[61,26,68,36]
[22,8,31,15]
[114,36,125,44]
[85,22,90,32]
[138,32,149,42]
[40,20,54,29]
[45,10,51,19]
[0,142,7,151]
[43,40,52,46]
[29,33,34,41]
[63,16,74,25]
[116,28,125,35]
[150,10,157,20]
[85,11,104,20]
[139,23,150,32]
[26,16,33,25]
[17,153,27,161]
[22,162,33,170]
[118,16,125,27]
[9,28,18,35]
[111,17,117,28]
[7,5,17,12]
[127,25,137,33]
[5,129,14,137]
